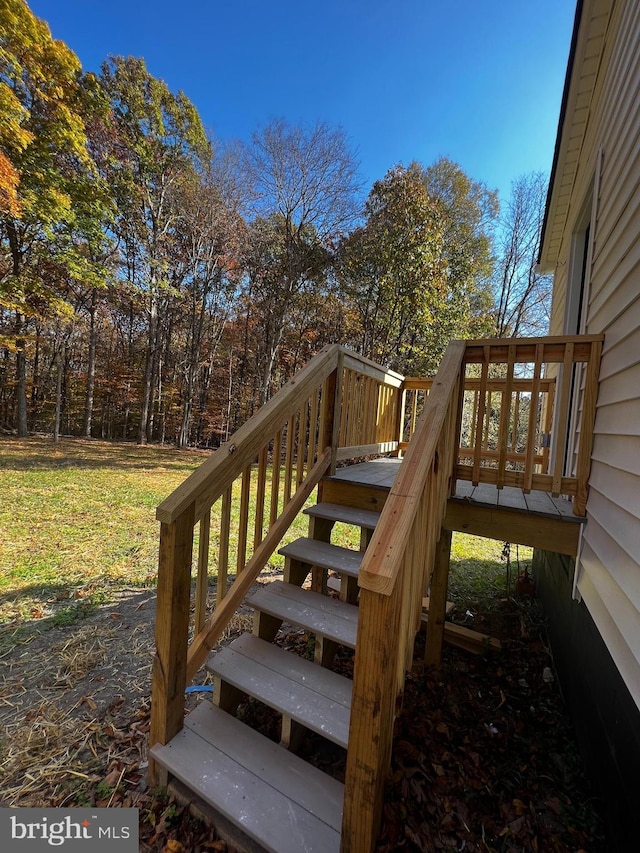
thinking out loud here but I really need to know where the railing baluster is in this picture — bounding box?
[195,510,211,635]
[468,389,478,452]
[307,390,319,471]
[497,344,516,488]
[542,378,554,474]
[296,403,307,487]
[511,391,520,455]
[270,430,282,528]
[254,447,268,548]
[237,464,251,573]
[284,415,295,504]
[473,346,490,484]
[524,342,543,492]
[410,388,418,440]
[217,486,232,605]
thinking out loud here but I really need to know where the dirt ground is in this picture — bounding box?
[0,584,609,852]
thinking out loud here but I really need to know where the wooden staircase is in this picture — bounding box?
[149,338,603,853]
[150,498,372,853]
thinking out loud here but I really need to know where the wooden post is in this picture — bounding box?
[424,529,452,667]
[552,343,575,495]
[319,354,343,474]
[573,339,602,515]
[148,504,195,787]
[342,587,402,853]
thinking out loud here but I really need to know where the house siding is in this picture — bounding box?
[548,0,640,713]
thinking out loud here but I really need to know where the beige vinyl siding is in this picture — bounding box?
[591,433,640,476]
[548,0,640,710]
[577,560,640,709]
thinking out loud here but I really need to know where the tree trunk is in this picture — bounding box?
[15,311,28,438]
[84,289,97,438]
[54,345,64,443]
[178,373,193,449]
[139,281,158,444]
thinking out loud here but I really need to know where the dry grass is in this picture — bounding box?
[0,434,524,845]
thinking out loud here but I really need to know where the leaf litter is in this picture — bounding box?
[0,581,608,851]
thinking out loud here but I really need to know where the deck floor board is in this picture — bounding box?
[326,459,585,522]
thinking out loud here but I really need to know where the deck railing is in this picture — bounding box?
[148,333,603,850]
[341,334,603,852]
[341,340,466,852]
[148,344,406,784]
[400,335,603,515]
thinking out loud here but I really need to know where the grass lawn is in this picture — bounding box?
[0,437,209,625]
[2,437,604,852]
[0,435,526,633]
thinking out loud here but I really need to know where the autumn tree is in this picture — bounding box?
[98,56,210,442]
[170,163,245,446]
[0,0,94,435]
[337,165,447,372]
[494,172,551,337]
[241,119,361,401]
[413,157,498,346]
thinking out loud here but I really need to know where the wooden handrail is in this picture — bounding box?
[156,344,341,525]
[358,342,466,595]
[342,340,466,852]
[185,449,331,681]
[463,333,604,362]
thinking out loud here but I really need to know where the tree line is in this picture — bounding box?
[0,0,551,447]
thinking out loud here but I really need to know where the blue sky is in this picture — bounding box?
[29,0,576,205]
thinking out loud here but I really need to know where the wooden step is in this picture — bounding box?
[206,633,352,748]
[278,537,363,579]
[303,502,381,531]
[150,701,343,853]
[247,580,358,648]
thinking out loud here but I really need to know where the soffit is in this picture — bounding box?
[538,0,617,271]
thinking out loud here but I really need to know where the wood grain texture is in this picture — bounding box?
[247,580,359,649]
[148,505,195,785]
[207,633,352,747]
[342,587,402,853]
[424,529,452,667]
[150,702,343,853]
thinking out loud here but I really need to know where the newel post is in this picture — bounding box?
[148,503,195,787]
[341,586,402,853]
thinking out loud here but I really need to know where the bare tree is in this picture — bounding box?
[172,164,244,447]
[495,172,552,337]
[242,119,362,401]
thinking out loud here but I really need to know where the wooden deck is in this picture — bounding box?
[324,459,584,557]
